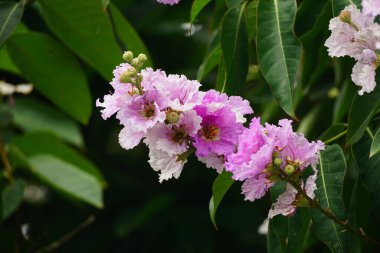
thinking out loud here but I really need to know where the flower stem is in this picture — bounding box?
[324,130,347,144]
[281,176,380,248]
[0,136,13,183]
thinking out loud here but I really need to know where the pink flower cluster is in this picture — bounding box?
[325,4,380,95]
[97,54,324,218]
[225,118,324,218]
[156,0,180,5]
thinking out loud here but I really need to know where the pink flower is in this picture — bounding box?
[241,174,273,202]
[362,0,380,17]
[351,61,377,95]
[156,0,180,5]
[193,105,243,158]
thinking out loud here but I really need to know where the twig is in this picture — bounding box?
[281,175,380,248]
[324,130,347,145]
[0,136,14,183]
[37,215,96,253]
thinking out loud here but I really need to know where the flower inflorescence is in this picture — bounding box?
[97,52,324,218]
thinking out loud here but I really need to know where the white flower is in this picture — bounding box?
[351,62,376,95]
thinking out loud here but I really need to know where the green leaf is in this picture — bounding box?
[191,0,212,23]
[2,179,25,220]
[245,0,258,42]
[109,4,152,66]
[333,78,356,124]
[267,219,284,253]
[6,32,92,124]
[12,132,105,186]
[221,5,249,94]
[287,209,311,253]
[9,98,83,147]
[209,171,234,229]
[0,1,24,47]
[28,154,103,208]
[332,0,358,16]
[353,134,380,220]
[197,44,222,81]
[0,48,19,74]
[370,128,380,157]
[310,145,348,253]
[319,123,347,142]
[269,182,288,252]
[226,0,244,8]
[257,0,302,117]
[347,77,380,144]
[38,0,122,80]
[295,0,328,37]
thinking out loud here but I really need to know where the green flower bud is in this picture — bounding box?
[339,10,351,24]
[272,151,280,159]
[123,51,134,62]
[283,164,295,176]
[137,54,147,64]
[273,158,283,167]
[166,110,180,124]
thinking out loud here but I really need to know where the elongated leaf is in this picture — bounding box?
[197,45,222,81]
[333,78,356,124]
[0,47,19,74]
[10,98,83,147]
[109,4,152,66]
[287,209,311,253]
[0,1,23,47]
[38,0,121,80]
[209,171,234,228]
[319,123,347,142]
[6,32,92,124]
[347,77,380,144]
[221,5,249,94]
[257,0,302,117]
[332,0,358,16]
[28,154,103,208]
[352,134,380,219]
[12,131,105,185]
[269,182,288,252]
[191,0,212,23]
[295,0,328,37]
[310,145,348,253]
[245,0,258,42]
[370,128,380,157]
[267,219,284,253]
[2,179,25,220]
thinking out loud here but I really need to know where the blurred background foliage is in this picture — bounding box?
[0,0,380,252]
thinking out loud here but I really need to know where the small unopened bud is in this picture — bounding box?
[272,151,280,159]
[166,110,180,124]
[123,51,134,62]
[273,158,283,167]
[283,164,295,176]
[131,58,141,68]
[264,165,275,173]
[137,54,147,64]
[339,10,351,24]
[119,67,137,83]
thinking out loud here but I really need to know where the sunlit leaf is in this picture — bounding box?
[28,154,103,208]
[6,32,92,124]
[370,128,380,157]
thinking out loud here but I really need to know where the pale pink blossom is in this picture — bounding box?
[351,62,377,95]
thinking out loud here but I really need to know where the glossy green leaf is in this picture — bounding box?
[28,154,103,208]
[0,1,23,47]
[12,132,105,186]
[226,0,244,8]
[295,0,328,37]
[2,179,25,220]
[370,128,380,157]
[347,77,380,144]
[287,209,311,253]
[6,32,92,124]
[109,4,152,66]
[269,182,287,252]
[10,98,83,147]
[191,0,212,23]
[0,48,19,74]
[221,5,249,94]
[209,171,234,229]
[267,219,284,253]
[38,0,121,80]
[310,145,348,253]
[257,0,302,117]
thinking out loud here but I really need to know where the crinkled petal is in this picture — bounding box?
[268,184,298,219]
[242,174,272,202]
[351,62,376,95]
[148,148,186,182]
[119,127,144,150]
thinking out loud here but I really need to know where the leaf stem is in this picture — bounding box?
[324,130,347,144]
[281,175,380,248]
[0,135,14,183]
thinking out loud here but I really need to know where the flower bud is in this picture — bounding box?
[137,54,147,64]
[131,58,141,68]
[339,10,351,24]
[283,164,295,176]
[166,110,180,124]
[272,151,280,159]
[273,158,283,167]
[123,51,134,62]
